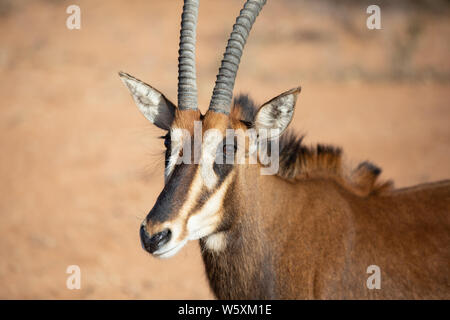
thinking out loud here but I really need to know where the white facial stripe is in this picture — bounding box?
[152,170,204,258]
[186,172,234,240]
[204,232,227,252]
[200,129,223,189]
[152,129,232,258]
[178,170,204,220]
[169,170,204,242]
[165,128,183,180]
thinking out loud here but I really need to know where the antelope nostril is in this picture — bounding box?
[151,228,171,244]
[140,226,172,254]
[140,225,151,250]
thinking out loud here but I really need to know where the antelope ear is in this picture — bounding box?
[254,87,301,139]
[119,71,175,130]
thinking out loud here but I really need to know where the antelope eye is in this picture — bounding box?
[223,143,237,155]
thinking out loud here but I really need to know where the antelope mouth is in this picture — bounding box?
[152,239,188,259]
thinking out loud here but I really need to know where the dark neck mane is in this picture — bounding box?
[277,132,393,196]
[233,94,393,197]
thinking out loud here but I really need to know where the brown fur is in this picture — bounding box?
[173,108,201,132]
[198,97,450,300]
[201,166,450,299]
[142,96,448,300]
[203,110,230,133]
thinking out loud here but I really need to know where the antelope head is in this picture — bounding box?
[120,0,300,258]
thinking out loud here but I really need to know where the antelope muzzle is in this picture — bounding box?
[140,226,172,254]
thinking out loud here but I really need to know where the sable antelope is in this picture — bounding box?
[120,0,450,299]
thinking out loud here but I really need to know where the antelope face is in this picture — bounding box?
[120,0,299,258]
[120,72,299,258]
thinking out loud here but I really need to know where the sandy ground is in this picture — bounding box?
[0,0,449,299]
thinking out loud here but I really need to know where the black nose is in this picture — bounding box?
[140,226,172,254]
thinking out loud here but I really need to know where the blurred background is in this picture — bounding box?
[0,0,449,299]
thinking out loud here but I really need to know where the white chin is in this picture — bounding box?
[153,239,188,259]
[187,225,217,241]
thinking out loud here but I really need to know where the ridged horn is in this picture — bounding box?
[209,0,266,114]
[178,0,200,110]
